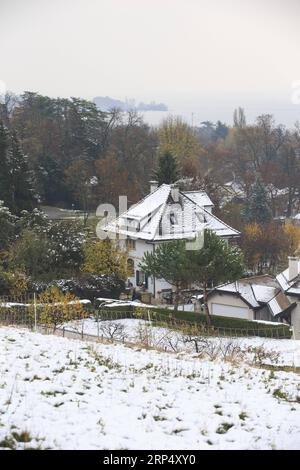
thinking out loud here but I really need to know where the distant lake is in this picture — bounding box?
[140,93,300,128]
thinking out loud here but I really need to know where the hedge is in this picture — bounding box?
[97,304,292,339]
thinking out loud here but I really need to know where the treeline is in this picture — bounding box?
[0,92,157,210]
[1,93,300,218]
[1,91,300,280]
[0,203,126,297]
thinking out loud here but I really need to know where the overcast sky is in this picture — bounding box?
[1,0,300,124]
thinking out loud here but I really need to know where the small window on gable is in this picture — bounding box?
[159,220,162,236]
[196,212,206,224]
[170,211,178,225]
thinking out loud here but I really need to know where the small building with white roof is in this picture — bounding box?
[208,257,300,338]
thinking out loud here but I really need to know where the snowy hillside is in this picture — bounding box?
[0,327,299,450]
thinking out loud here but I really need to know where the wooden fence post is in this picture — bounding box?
[33,293,37,332]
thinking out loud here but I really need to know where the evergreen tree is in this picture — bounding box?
[140,231,244,318]
[0,122,11,206]
[0,122,36,213]
[0,201,17,250]
[140,240,191,310]
[8,229,51,278]
[154,151,180,185]
[187,230,244,324]
[8,130,36,213]
[242,179,272,225]
[215,120,228,140]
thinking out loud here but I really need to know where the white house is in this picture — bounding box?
[208,256,300,339]
[102,181,240,301]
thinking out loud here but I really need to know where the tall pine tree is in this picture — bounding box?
[154,151,180,185]
[8,130,36,213]
[242,179,272,225]
[0,121,36,213]
[0,122,11,206]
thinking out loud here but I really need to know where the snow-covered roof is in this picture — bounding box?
[215,282,260,309]
[182,191,213,208]
[276,261,300,297]
[267,292,291,317]
[252,285,277,303]
[211,275,294,317]
[102,184,239,242]
[223,181,245,196]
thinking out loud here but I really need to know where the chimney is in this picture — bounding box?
[171,184,179,203]
[288,256,299,281]
[149,180,158,193]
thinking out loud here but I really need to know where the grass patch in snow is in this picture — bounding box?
[216,422,234,434]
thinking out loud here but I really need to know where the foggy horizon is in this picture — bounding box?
[1,0,300,126]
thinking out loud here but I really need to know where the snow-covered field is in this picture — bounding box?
[61,318,300,366]
[0,327,300,450]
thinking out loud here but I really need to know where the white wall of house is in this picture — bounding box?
[126,239,171,296]
[288,296,300,339]
[207,293,255,320]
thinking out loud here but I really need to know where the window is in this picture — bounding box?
[159,221,162,236]
[126,239,136,250]
[136,270,148,288]
[170,211,178,225]
[127,258,134,276]
[196,212,206,224]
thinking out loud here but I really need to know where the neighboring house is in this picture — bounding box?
[208,256,300,339]
[221,181,245,207]
[102,182,240,301]
[276,257,300,339]
[221,181,291,218]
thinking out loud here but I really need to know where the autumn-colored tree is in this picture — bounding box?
[0,267,28,296]
[32,287,89,332]
[158,116,205,177]
[94,153,138,206]
[81,239,128,280]
[241,223,264,272]
[283,222,300,256]
[241,222,289,273]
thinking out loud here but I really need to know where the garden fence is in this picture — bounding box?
[0,294,292,348]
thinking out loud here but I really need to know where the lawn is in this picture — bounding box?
[0,327,299,450]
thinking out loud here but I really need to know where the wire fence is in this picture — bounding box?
[0,295,293,347]
[95,309,292,340]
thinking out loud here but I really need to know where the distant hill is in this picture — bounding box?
[94,96,168,112]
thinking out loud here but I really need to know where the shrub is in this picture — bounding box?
[31,287,89,331]
[29,274,125,301]
[82,239,128,280]
[0,267,28,296]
